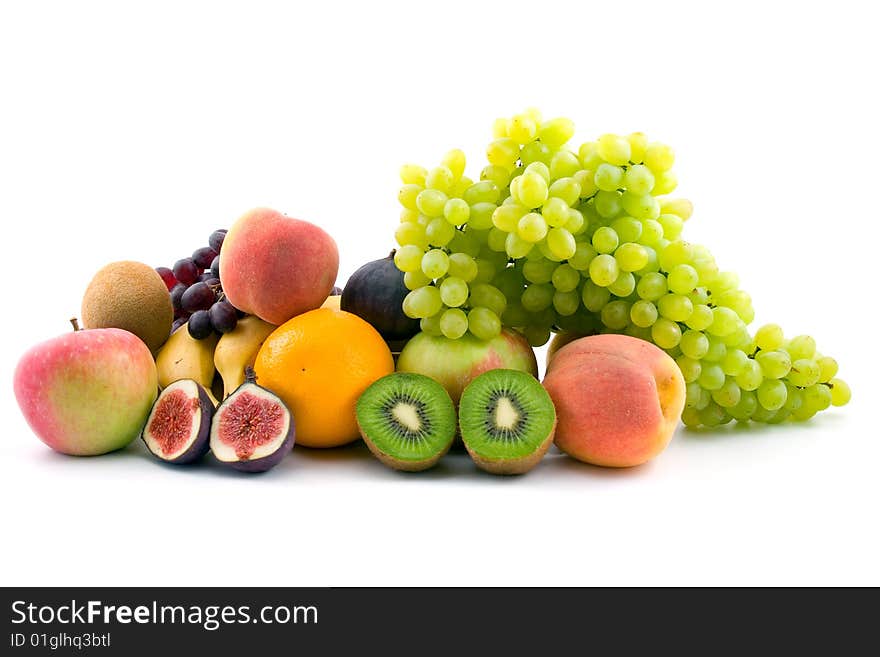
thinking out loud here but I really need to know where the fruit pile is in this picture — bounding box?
[392,109,851,427]
[10,110,853,478]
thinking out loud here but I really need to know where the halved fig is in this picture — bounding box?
[142,379,213,464]
[209,368,294,472]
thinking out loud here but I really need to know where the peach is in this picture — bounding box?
[542,334,685,467]
[220,207,339,325]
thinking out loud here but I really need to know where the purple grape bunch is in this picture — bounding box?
[156,229,241,339]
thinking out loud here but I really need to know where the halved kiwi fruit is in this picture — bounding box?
[356,372,456,472]
[458,369,556,475]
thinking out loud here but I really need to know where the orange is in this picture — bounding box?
[253,308,394,448]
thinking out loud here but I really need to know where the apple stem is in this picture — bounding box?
[70,317,81,332]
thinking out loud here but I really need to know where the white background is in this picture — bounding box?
[1,1,877,586]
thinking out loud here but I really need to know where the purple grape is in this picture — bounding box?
[209,301,238,334]
[200,276,221,287]
[187,310,213,340]
[156,267,178,291]
[171,317,188,333]
[210,255,221,279]
[173,258,199,286]
[208,229,227,253]
[170,283,188,311]
[181,282,216,313]
[192,246,218,269]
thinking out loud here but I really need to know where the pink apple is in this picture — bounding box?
[13,324,159,456]
[396,329,538,404]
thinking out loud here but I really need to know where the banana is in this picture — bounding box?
[155,326,220,406]
[213,315,277,399]
[321,295,341,310]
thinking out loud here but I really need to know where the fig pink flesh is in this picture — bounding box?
[218,391,286,459]
[148,389,197,455]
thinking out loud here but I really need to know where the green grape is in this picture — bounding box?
[699,403,730,427]
[551,264,580,292]
[439,308,468,339]
[657,239,693,271]
[623,164,655,195]
[542,197,570,227]
[817,356,838,383]
[521,140,551,166]
[610,217,642,243]
[400,164,427,186]
[548,177,581,206]
[546,227,577,260]
[566,208,586,234]
[594,190,622,218]
[657,294,693,322]
[651,317,682,349]
[783,383,803,413]
[608,271,636,297]
[463,180,500,205]
[426,165,454,193]
[829,379,851,406]
[523,258,556,284]
[538,118,575,148]
[680,330,709,359]
[502,302,529,327]
[492,267,524,301]
[550,150,580,179]
[676,355,702,383]
[597,133,631,165]
[467,202,497,230]
[588,253,619,287]
[420,312,443,336]
[788,359,820,388]
[394,245,425,273]
[692,254,718,282]
[592,226,619,254]
[754,323,784,351]
[536,239,562,263]
[487,227,508,252]
[728,390,757,420]
[517,171,549,208]
[492,203,527,232]
[630,299,658,327]
[398,184,422,210]
[469,283,507,317]
[635,245,660,274]
[757,379,787,411]
[523,325,552,347]
[451,175,475,198]
[667,264,699,294]
[601,300,631,330]
[626,132,647,163]
[644,142,674,172]
[688,287,710,306]
[636,272,667,300]
[787,335,816,360]
[711,378,742,408]
[756,349,791,379]
[467,307,501,341]
[505,232,534,259]
[403,286,443,319]
[486,138,520,168]
[568,243,597,271]
[685,304,713,331]
[707,306,739,336]
[522,162,550,183]
[481,164,511,190]
[399,208,420,223]
[553,289,581,316]
[721,348,749,376]
[652,169,678,195]
[507,114,538,144]
[416,189,448,217]
[395,222,428,249]
[444,198,470,226]
[659,198,693,220]
[753,405,781,422]
[621,191,660,220]
[447,252,478,282]
[639,219,664,246]
[517,212,549,242]
[573,169,598,198]
[578,141,601,169]
[449,230,481,258]
[595,163,624,192]
[657,213,684,240]
[698,363,725,391]
[681,407,701,427]
[421,249,450,279]
[735,358,763,391]
[439,276,469,308]
[521,283,554,312]
[404,271,432,291]
[426,217,455,247]
[441,149,466,179]
[703,336,727,362]
[710,271,739,294]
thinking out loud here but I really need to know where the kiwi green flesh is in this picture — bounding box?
[459,369,556,463]
[355,373,456,469]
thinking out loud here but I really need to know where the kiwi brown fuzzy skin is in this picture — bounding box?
[357,418,452,472]
[464,419,556,475]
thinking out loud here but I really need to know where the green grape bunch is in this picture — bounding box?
[392,108,851,427]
